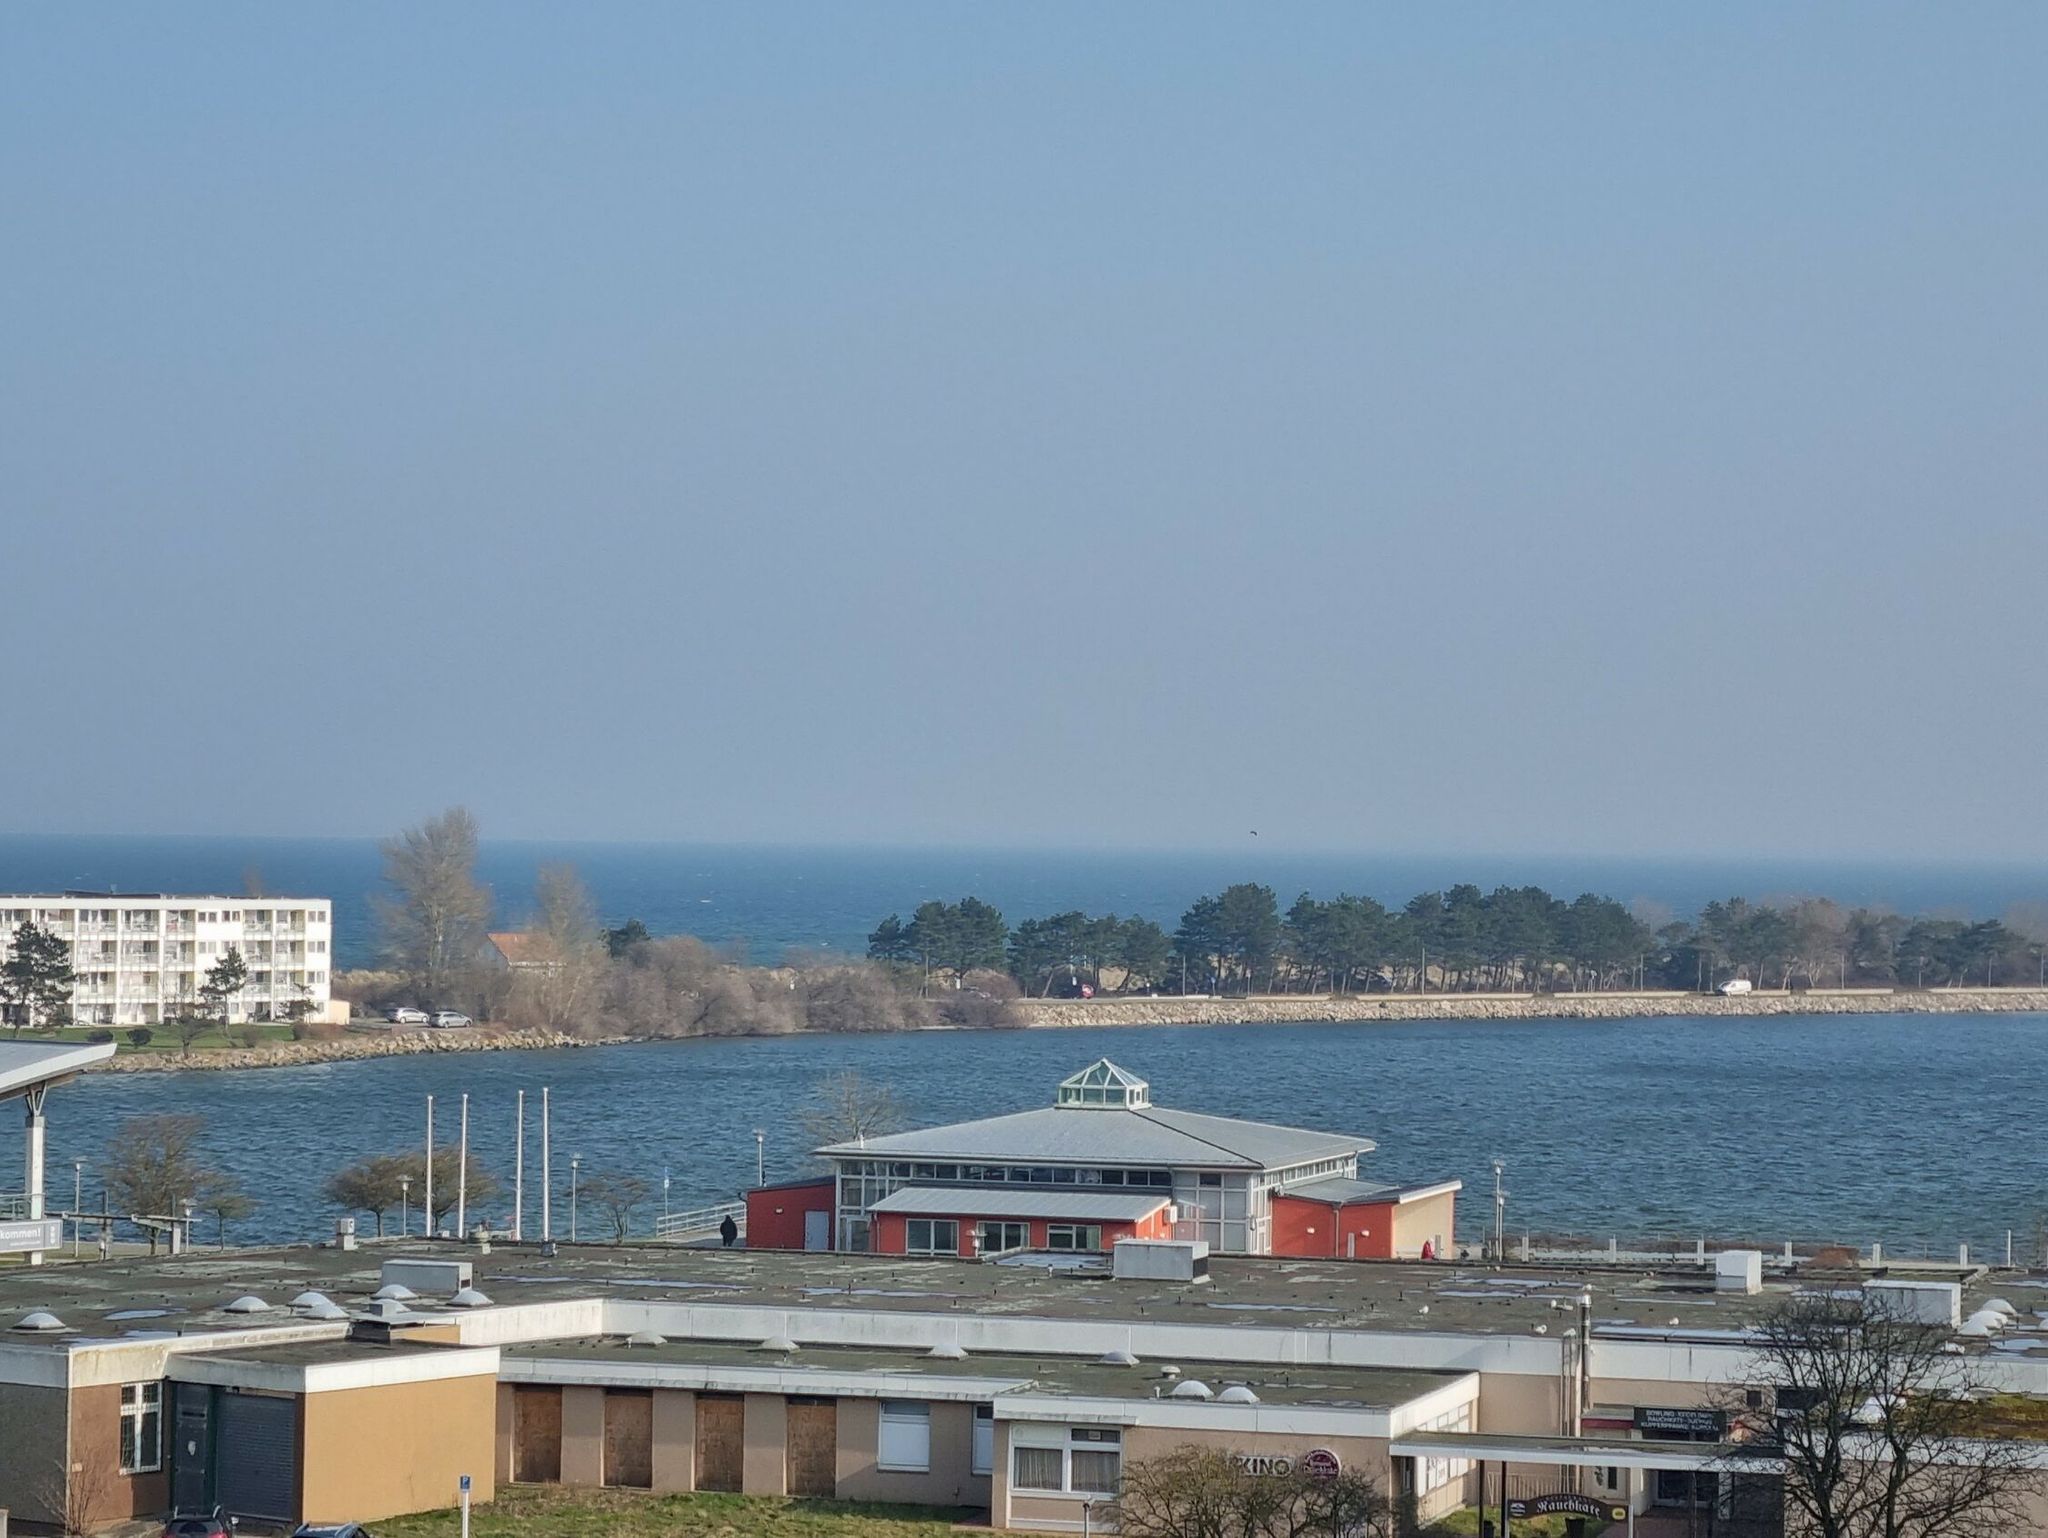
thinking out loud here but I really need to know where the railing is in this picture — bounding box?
[654,1200,747,1243]
[0,1192,30,1221]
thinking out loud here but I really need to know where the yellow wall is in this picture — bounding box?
[300,1375,497,1524]
[1391,1191,1456,1256]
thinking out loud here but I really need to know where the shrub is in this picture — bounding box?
[126,1027,153,1047]
[86,1028,115,1044]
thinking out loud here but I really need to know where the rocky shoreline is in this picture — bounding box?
[76,987,2048,1074]
[1017,987,2048,1028]
[86,1027,626,1073]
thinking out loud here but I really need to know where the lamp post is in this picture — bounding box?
[400,1175,412,1238]
[570,1156,581,1243]
[72,1160,84,1258]
[753,1128,765,1187]
[180,1198,196,1256]
[662,1169,671,1225]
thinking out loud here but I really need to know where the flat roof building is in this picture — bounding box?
[752,1060,1458,1259]
[1,1239,2045,1534]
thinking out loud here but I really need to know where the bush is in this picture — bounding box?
[86,1028,115,1044]
[126,1027,153,1047]
[231,1025,265,1049]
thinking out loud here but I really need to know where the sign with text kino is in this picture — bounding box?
[0,1219,63,1255]
[1509,1494,1629,1522]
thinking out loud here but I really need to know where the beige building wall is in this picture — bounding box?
[1391,1191,1456,1256]
[494,1382,515,1484]
[560,1385,606,1485]
[652,1388,697,1493]
[1475,1371,1564,1434]
[301,1374,497,1525]
[743,1391,789,1495]
[835,1397,988,1507]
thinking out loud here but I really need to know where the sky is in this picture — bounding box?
[3,5,2045,859]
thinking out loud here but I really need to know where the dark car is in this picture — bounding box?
[162,1510,236,1538]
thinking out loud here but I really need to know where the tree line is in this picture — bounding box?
[869,884,2048,997]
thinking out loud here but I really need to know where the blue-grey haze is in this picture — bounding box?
[5,834,2048,969]
[4,6,2047,857]
[40,1015,2044,1255]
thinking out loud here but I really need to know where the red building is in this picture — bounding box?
[747,1061,1458,1260]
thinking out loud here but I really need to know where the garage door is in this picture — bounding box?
[215,1391,299,1524]
[514,1385,564,1483]
[696,1394,745,1492]
[786,1399,837,1497]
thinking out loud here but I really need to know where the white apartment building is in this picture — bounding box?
[0,893,335,1027]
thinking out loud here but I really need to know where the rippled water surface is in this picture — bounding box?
[38,1012,2046,1254]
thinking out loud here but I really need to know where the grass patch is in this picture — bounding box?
[376,1486,979,1538]
[28,1023,300,1054]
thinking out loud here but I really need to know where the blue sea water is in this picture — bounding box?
[3,833,2044,968]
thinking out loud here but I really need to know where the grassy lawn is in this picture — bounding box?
[377,1487,980,1538]
[31,1022,302,1054]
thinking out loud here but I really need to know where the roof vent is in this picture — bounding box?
[373,1284,417,1302]
[222,1295,272,1314]
[363,1297,412,1321]
[761,1334,800,1354]
[1984,1298,2018,1317]
[927,1343,969,1360]
[304,1302,349,1321]
[448,1287,493,1309]
[1158,1364,1182,1379]
[1217,1386,1261,1404]
[625,1331,666,1347]
[1100,1349,1141,1367]
[290,1291,333,1311]
[12,1311,68,1332]
[1169,1379,1214,1400]
[1057,1059,1151,1110]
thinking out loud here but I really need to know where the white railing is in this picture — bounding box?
[654,1200,747,1243]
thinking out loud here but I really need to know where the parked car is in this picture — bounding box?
[430,1010,473,1029]
[163,1510,237,1538]
[1716,977,1755,996]
[385,1006,430,1025]
[292,1525,374,1538]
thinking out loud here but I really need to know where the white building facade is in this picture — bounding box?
[0,894,335,1027]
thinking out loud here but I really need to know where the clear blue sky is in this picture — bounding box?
[4,5,2044,858]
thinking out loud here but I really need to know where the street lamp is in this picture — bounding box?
[72,1161,84,1258]
[400,1175,412,1238]
[180,1198,196,1255]
[753,1128,765,1187]
[570,1156,581,1243]
[662,1169,671,1224]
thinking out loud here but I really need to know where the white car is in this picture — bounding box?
[1716,978,1755,996]
[430,1010,473,1029]
[385,1006,429,1025]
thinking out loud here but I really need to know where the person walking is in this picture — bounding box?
[719,1213,738,1248]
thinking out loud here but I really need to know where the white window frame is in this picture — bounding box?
[120,1381,162,1474]
[1009,1423,1121,1495]
[878,1400,931,1473]
[972,1404,995,1476]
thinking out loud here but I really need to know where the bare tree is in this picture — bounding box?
[326,1153,412,1236]
[102,1113,218,1254]
[1727,1290,2031,1538]
[797,1068,908,1149]
[395,1143,502,1234]
[577,1169,651,1242]
[514,862,609,1031]
[376,807,492,1009]
[34,1446,116,1536]
[1116,1447,1397,1538]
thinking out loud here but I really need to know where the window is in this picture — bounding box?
[1046,1224,1103,1252]
[1069,1428,1121,1493]
[120,1382,162,1473]
[878,1402,931,1472]
[1014,1446,1064,1490]
[905,1219,959,1255]
[973,1406,995,1476]
[977,1221,1027,1254]
[1011,1426,1122,1495]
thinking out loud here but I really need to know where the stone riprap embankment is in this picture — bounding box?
[87,1027,622,1074]
[1018,988,2048,1029]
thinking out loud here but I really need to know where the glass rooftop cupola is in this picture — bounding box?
[1056,1059,1151,1109]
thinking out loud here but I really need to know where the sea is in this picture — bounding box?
[4,833,2045,969]
[3,835,2045,1252]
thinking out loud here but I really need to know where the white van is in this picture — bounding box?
[1716,977,1754,996]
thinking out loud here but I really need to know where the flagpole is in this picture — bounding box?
[424,1094,435,1240]
[514,1089,525,1241]
[456,1092,470,1241]
[541,1086,552,1241]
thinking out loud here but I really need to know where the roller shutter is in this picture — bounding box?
[215,1390,299,1523]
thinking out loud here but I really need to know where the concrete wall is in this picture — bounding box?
[301,1374,498,1524]
[652,1388,696,1492]
[1391,1191,1456,1258]
[742,1392,788,1495]
[560,1385,606,1486]
[0,1379,70,1528]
